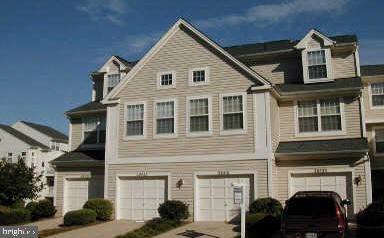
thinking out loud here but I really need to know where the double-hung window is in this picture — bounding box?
[375,129,384,154]
[155,100,176,135]
[307,50,327,80]
[107,73,121,92]
[297,98,343,135]
[21,152,26,160]
[83,117,106,145]
[221,94,246,133]
[188,97,210,134]
[157,72,175,89]
[371,82,384,107]
[126,103,145,137]
[7,153,12,163]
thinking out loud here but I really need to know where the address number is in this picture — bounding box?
[314,168,327,174]
[137,171,148,176]
[218,170,229,176]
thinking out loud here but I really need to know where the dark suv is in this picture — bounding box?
[281,191,351,238]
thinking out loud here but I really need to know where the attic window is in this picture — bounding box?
[307,50,327,80]
[107,73,121,92]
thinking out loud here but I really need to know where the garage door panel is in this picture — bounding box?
[65,179,89,214]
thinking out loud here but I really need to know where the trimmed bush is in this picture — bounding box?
[249,197,283,217]
[116,218,182,238]
[26,201,39,220]
[83,198,113,221]
[158,200,189,221]
[0,208,31,225]
[10,200,25,209]
[357,202,384,227]
[26,199,56,220]
[64,209,97,226]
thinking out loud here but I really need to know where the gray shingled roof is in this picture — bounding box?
[274,77,362,94]
[21,121,68,142]
[276,138,368,155]
[51,149,105,165]
[66,101,107,115]
[361,64,384,76]
[114,55,138,67]
[0,124,49,149]
[224,35,357,56]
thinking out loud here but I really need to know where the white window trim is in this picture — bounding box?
[188,67,210,86]
[157,71,176,89]
[372,126,384,156]
[294,98,346,137]
[186,95,213,137]
[123,101,147,141]
[153,98,177,138]
[302,47,333,84]
[368,82,384,110]
[81,117,106,147]
[219,92,248,136]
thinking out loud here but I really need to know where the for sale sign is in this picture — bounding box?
[233,187,243,204]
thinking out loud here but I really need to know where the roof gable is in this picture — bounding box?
[102,18,270,103]
[18,121,68,142]
[0,124,49,149]
[97,55,133,73]
[295,29,335,50]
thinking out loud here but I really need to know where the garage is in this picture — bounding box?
[118,177,167,221]
[196,175,252,221]
[64,178,89,214]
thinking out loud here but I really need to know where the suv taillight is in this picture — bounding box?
[336,206,345,231]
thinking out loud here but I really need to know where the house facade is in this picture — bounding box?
[52,19,372,220]
[0,121,68,201]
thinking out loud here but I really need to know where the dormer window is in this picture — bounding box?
[307,50,327,80]
[107,73,121,92]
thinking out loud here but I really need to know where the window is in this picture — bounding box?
[189,98,210,133]
[189,67,209,86]
[221,94,246,132]
[83,117,106,145]
[107,73,121,92]
[47,176,54,187]
[371,83,384,107]
[7,153,12,163]
[157,72,175,89]
[21,152,26,160]
[126,103,144,137]
[297,98,343,135]
[375,129,384,154]
[50,142,60,151]
[307,50,327,80]
[155,101,175,135]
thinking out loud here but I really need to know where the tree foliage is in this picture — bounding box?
[0,158,43,206]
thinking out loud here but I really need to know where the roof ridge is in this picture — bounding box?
[0,124,49,148]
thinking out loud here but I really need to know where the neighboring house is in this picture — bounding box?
[52,19,371,221]
[0,121,68,201]
[361,64,384,201]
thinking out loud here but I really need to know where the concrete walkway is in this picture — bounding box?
[25,217,63,231]
[46,220,143,238]
[154,222,238,238]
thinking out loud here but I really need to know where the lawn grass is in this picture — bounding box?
[38,221,103,238]
[116,218,187,238]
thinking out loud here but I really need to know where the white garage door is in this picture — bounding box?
[64,179,89,214]
[118,177,166,221]
[197,176,252,221]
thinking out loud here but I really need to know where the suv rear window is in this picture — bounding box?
[287,197,336,217]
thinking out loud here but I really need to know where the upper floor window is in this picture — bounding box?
[189,67,209,86]
[107,73,121,93]
[83,117,106,145]
[157,72,175,89]
[50,142,60,151]
[155,100,176,136]
[221,93,247,134]
[297,98,343,135]
[188,97,211,135]
[371,82,384,107]
[307,50,327,80]
[21,152,26,160]
[375,129,384,154]
[7,153,12,163]
[125,103,145,138]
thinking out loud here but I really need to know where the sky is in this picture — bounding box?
[0,0,383,134]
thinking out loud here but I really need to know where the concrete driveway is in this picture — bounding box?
[45,220,142,238]
[154,222,238,238]
[25,217,63,231]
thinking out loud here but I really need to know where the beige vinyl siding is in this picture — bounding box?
[116,27,256,158]
[54,167,104,217]
[69,118,82,151]
[275,158,368,216]
[270,95,280,151]
[307,36,322,48]
[332,51,357,79]
[363,78,384,121]
[108,159,268,218]
[279,96,362,141]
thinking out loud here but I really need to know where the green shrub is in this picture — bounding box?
[249,197,283,217]
[246,212,280,237]
[10,200,25,209]
[158,200,189,221]
[357,202,384,227]
[0,208,31,225]
[26,199,56,220]
[26,201,39,220]
[83,198,113,221]
[64,209,97,226]
[116,218,182,238]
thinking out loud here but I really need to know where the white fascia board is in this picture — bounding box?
[295,29,335,49]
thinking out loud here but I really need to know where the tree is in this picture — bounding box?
[0,158,43,206]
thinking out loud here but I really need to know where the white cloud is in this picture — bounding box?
[196,0,349,28]
[360,39,384,65]
[76,0,127,25]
